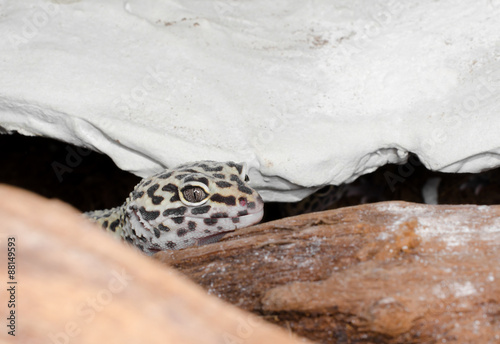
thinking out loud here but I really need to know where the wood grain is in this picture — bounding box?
[156,202,500,343]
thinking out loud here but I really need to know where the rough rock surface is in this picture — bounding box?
[1,1,500,202]
[0,184,307,344]
[156,201,500,343]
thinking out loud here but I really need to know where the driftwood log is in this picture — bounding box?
[0,185,308,344]
[155,202,500,343]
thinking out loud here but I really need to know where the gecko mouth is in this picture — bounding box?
[181,205,264,223]
[231,210,264,227]
[192,209,264,225]
[196,211,264,246]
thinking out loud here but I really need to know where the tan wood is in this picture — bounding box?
[0,184,308,344]
[156,201,500,343]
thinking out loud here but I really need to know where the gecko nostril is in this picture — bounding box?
[239,197,247,206]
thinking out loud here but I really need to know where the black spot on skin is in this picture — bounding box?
[247,202,256,209]
[232,217,240,223]
[175,174,189,180]
[199,163,223,172]
[211,212,228,218]
[230,174,253,194]
[170,194,180,203]
[172,217,184,224]
[131,190,144,200]
[139,207,160,221]
[245,175,250,182]
[162,183,178,193]
[162,183,180,202]
[188,221,196,230]
[213,173,226,179]
[166,241,176,249]
[157,171,173,179]
[154,228,161,238]
[227,162,243,175]
[184,176,209,185]
[109,219,121,232]
[179,168,198,173]
[158,224,170,232]
[142,180,152,187]
[204,218,218,226]
[102,220,109,228]
[238,210,248,216]
[216,181,232,188]
[210,194,236,206]
[177,228,187,237]
[163,206,187,217]
[191,205,211,215]
[204,229,211,233]
[230,174,243,185]
[238,185,253,195]
[147,184,164,205]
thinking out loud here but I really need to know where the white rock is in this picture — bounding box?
[1,0,500,202]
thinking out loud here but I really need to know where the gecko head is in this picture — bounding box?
[124,161,264,255]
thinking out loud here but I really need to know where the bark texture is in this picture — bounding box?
[156,201,500,344]
[0,184,307,344]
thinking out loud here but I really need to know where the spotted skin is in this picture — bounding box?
[85,161,264,255]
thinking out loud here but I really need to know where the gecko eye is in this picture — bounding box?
[180,185,209,205]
